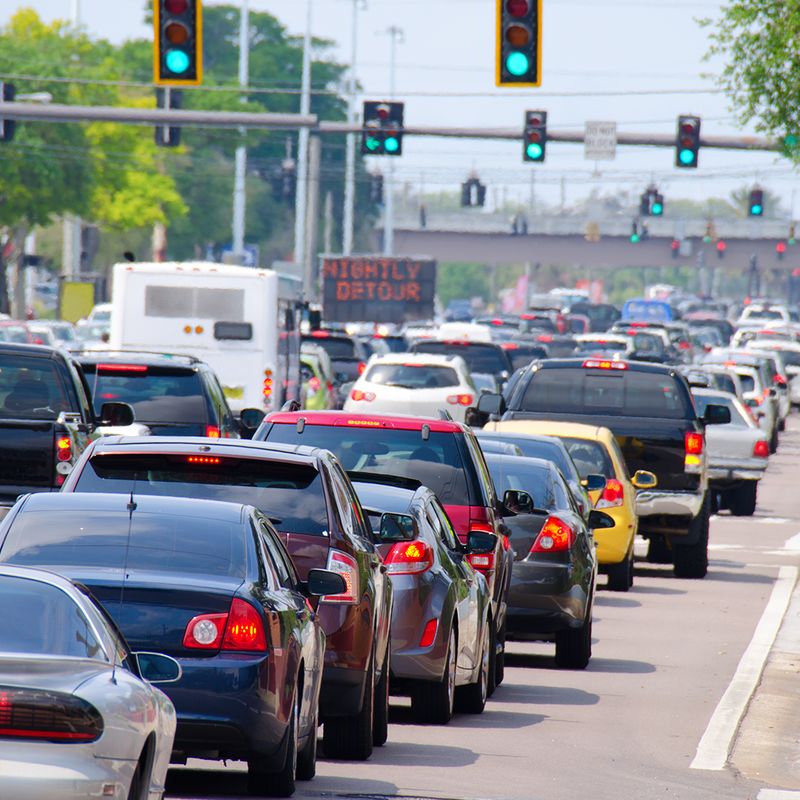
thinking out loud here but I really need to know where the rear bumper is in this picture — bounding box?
[635,489,704,518]
[708,464,766,483]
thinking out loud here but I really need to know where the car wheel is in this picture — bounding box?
[296,702,317,782]
[486,616,497,698]
[411,626,456,725]
[248,692,298,797]
[770,427,779,454]
[730,481,758,517]
[779,416,786,432]
[372,642,390,747]
[646,534,672,564]
[493,618,506,691]
[455,620,489,714]
[322,658,374,761]
[127,751,147,800]
[673,497,709,579]
[606,550,633,592]
[554,606,592,670]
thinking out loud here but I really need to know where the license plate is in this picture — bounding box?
[223,386,244,400]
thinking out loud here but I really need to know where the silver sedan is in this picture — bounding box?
[0,565,178,800]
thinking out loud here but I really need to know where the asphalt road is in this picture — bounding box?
[167,420,800,800]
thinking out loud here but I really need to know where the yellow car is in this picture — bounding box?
[485,420,656,591]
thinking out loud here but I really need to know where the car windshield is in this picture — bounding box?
[72,455,329,537]
[0,507,247,577]
[0,575,105,659]
[303,336,357,360]
[559,438,614,479]
[264,425,473,506]
[365,363,459,389]
[0,354,72,420]
[413,342,509,375]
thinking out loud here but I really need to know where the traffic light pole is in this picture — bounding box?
[342,0,363,256]
[231,0,249,259]
[383,25,403,257]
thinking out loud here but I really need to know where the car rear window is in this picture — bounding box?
[303,336,356,360]
[0,508,246,577]
[412,342,509,375]
[81,365,209,424]
[559,438,614,478]
[264,425,475,506]
[520,367,692,419]
[0,354,71,420]
[734,372,756,393]
[485,459,565,512]
[477,434,577,484]
[692,394,749,427]
[365,363,459,389]
[0,326,31,343]
[72,455,329,537]
[0,575,104,659]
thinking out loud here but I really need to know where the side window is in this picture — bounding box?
[203,372,231,429]
[326,465,354,538]
[464,433,496,507]
[553,471,575,514]
[257,518,296,589]
[431,501,460,551]
[68,361,94,421]
[333,464,372,541]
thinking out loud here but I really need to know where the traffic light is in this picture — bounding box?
[369,172,384,205]
[676,115,701,168]
[776,241,787,260]
[155,88,182,147]
[630,221,641,244]
[523,110,547,162]
[639,187,664,217]
[153,0,203,86]
[497,0,542,87]
[0,82,15,143]
[671,239,680,258]
[651,192,664,216]
[748,188,764,217]
[270,159,296,204]
[703,221,717,244]
[361,101,404,156]
[716,240,727,259]
[461,177,487,207]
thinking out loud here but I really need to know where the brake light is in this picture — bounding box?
[0,687,103,743]
[183,612,228,649]
[753,439,770,458]
[537,334,553,343]
[308,376,321,392]
[385,541,434,575]
[597,478,624,509]
[501,342,519,350]
[447,394,474,406]
[685,431,704,472]
[467,551,495,571]
[96,364,148,374]
[530,517,575,553]
[582,359,628,370]
[205,425,221,438]
[222,599,267,651]
[419,619,438,648]
[358,362,366,375]
[351,389,376,402]
[310,331,330,338]
[322,549,359,604]
[774,374,787,386]
[263,369,274,400]
[678,341,692,351]
[56,436,72,462]
[187,456,221,465]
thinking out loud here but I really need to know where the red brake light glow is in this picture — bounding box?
[597,478,624,509]
[187,456,221,465]
[351,389,376,402]
[447,394,474,406]
[56,436,72,462]
[96,364,148,374]
[582,359,628,370]
[222,599,267,651]
[385,541,434,575]
[753,439,770,458]
[205,425,221,439]
[685,432,704,455]
[310,330,330,338]
[530,517,576,553]
[419,618,438,648]
[358,362,367,375]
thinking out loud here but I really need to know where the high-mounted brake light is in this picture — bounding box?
[385,541,434,575]
[310,331,330,338]
[597,478,624,509]
[501,343,519,350]
[187,456,221,465]
[96,364,148,374]
[447,394,474,406]
[351,389,376,402]
[0,687,103,743]
[582,359,628,370]
[530,516,576,553]
[753,439,770,458]
[323,549,360,604]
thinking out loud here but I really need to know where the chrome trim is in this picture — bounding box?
[635,490,704,517]
[708,467,765,482]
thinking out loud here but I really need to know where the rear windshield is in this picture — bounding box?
[560,438,614,478]
[0,326,30,343]
[264,425,474,506]
[520,368,692,419]
[735,372,756,393]
[72,455,329,537]
[692,394,749,427]
[0,575,104,659]
[486,460,566,512]
[413,342,509,375]
[303,336,356,360]
[478,435,576,482]
[365,363,459,389]
[507,348,547,371]
[0,508,246,577]
[0,354,71,420]
[81,365,209,424]
[575,340,629,357]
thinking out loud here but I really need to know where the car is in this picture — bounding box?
[735,303,791,326]
[0,492,340,797]
[301,331,370,403]
[62,436,392,763]
[85,302,112,325]
[0,564,179,800]
[500,341,549,371]
[76,350,248,439]
[741,346,791,427]
[410,338,514,389]
[300,354,334,410]
[483,453,609,668]
[254,411,512,692]
[354,478,495,722]
[0,320,36,344]
[745,339,800,407]
[24,319,80,351]
[573,334,636,360]
[485,421,657,591]
[344,353,477,423]
[691,388,769,516]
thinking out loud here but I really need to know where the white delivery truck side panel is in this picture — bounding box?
[110,262,282,413]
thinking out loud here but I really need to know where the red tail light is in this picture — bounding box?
[385,541,434,575]
[467,551,495,571]
[56,436,72,463]
[222,599,267,651]
[419,618,438,648]
[685,432,704,455]
[322,549,360,604]
[753,439,770,458]
[310,330,330,338]
[0,687,103,743]
[774,374,787,387]
[205,425,221,438]
[358,362,366,375]
[597,478,624,509]
[350,389,376,402]
[183,612,228,649]
[678,341,691,351]
[447,394,474,406]
[530,516,576,553]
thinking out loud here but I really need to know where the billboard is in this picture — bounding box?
[321,256,436,323]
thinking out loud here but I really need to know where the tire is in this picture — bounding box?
[606,550,633,592]
[486,617,497,698]
[127,752,146,800]
[455,620,489,714]
[779,416,786,432]
[554,607,592,670]
[673,497,709,579]
[322,659,374,761]
[646,534,672,564]
[493,619,506,689]
[372,643,390,747]
[770,426,779,454]
[296,704,317,782]
[729,481,757,517]
[248,693,298,797]
[411,626,456,725]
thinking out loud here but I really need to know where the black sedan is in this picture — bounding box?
[484,454,612,670]
[0,492,345,798]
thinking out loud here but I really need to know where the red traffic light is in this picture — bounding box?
[671,240,680,250]
[507,0,530,16]
[716,241,727,252]
[165,0,188,12]
[776,242,787,254]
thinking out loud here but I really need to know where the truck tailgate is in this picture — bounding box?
[0,419,55,491]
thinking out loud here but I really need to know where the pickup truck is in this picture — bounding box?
[0,343,133,505]
[477,358,730,578]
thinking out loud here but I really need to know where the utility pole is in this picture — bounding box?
[63,0,82,278]
[342,0,365,256]
[304,135,322,299]
[294,0,314,286]
[231,0,249,258]
[383,25,403,257]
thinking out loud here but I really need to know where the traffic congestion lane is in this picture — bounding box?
[165,422,800,800]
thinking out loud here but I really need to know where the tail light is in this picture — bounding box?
[597,478,624,508]
[205,425,221,439]
[56,436,72,462]
[385,541,434,575]
[222,598,267,651]
[678,341,692,351]
[358,362,366,375]
[0,687,103,743]
[183,612,228,649]
[530,517,576,553]
[447,394,474,406]
[753,439,770,458]
[263,369,274,401]
[685,431,704,473]
[322,549,360,604]
[774,374,787,387]
[467,551,495,571]
[419,619,438,648]
[351,389,376,402]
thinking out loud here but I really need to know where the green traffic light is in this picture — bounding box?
[679,149,696,166]
[652,202,663,216]
[506,51,530,77]
[526,143,543,160]
[365,136,381,153]
[630,234,640,243]
[384,136,399,154]
[165,48,191,75]
[751,204,763,216]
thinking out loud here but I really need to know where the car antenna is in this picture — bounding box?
[112,480,137,684]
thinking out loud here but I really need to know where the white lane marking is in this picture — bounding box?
[690,565,799,771]
[708,544,745,551]
[784,532,800,551]
[711,517,791,525]
[758,791,800,800]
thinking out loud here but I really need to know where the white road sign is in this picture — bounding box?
[584,121,617,161]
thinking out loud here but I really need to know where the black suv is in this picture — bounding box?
[77,351,247,438]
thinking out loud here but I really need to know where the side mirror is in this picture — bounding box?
[703,404,731,425]
[99,401,134,428]
[631,470,658,490]
[239,408,265,439]
[587,510,616,530]
[281,400,302,413]
[466,529,498,554]
[477,393,506,417]
[503,489,534,515]
[134,652,182,684]
[378,512,418,542]
[305,568,347,597]
[581,474,607,492]
[768,387,778,398]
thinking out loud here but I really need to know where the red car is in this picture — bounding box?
[254,411,512,693]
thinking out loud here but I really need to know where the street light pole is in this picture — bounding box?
[383,25,403,257]
[232,0,249,258]
[295,0,314,294]
[342,0,365,256]
[63,0,82,278]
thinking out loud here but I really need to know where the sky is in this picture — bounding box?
[2,0,797,218]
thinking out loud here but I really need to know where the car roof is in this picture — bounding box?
[265,410,467,433]
[483,452,556,475]
[366,353,461,367]
[76,350,204,368]
[352,481,425,515]
[476,428,563,447]
[488,419,613,443]
[0,342,60,357]
[530,357,674,374]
